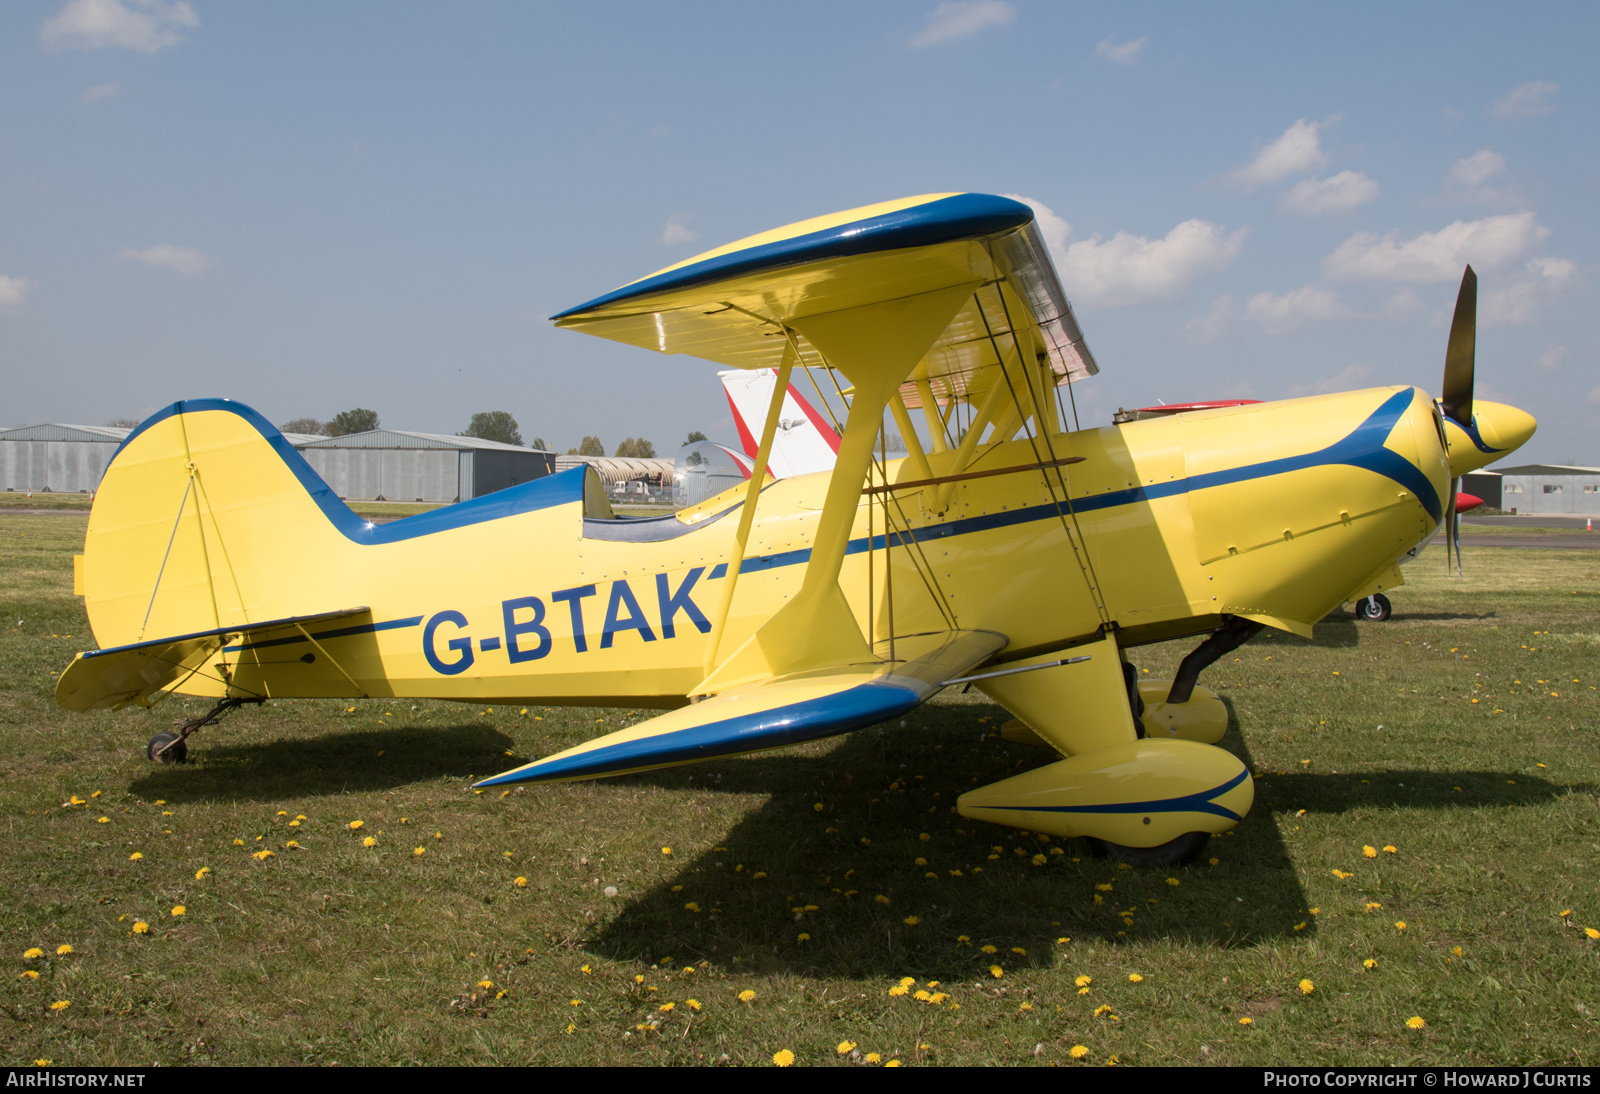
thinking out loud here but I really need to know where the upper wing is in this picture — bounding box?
[474,629,1005,786]
[552,193,1097,407]
[55,606,374,712]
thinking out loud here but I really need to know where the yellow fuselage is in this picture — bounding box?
[80,384,1456,707]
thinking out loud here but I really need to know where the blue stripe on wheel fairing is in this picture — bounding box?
[473,680,923,786]
[985,768,1251,822]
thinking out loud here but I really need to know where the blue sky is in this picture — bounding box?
[2,1,1594,463]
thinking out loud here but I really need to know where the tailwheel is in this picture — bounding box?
[147,732,187,764]
[1083,831,1211,868]
[1355,593,1392,621]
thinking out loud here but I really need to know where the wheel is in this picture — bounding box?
[1082,831,1211,867]
[147,732,187,764]
[1355,593,1392,622]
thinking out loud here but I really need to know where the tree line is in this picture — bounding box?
[270,409,704,458]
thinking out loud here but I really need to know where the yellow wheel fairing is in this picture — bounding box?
[956,739,1255,846]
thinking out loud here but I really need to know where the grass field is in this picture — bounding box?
[2,512,1596,1066]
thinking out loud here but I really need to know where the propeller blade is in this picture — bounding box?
[1442,266,1477,427]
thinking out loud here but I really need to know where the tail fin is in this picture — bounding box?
[80,399,356,654]
[718,368,841,478]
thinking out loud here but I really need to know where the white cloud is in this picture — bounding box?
[1480,257,1576,328]
[1093,36,1147,65]
[1450,149,1506,188]
[118,244,211,276]
[908,0,1014,48]
[1227,119,1328,191]
[1180,295,1234,344]
[1058,220,1246,308]
[1279,170,1379,216]
[1434,149,1521,206]
[1245,284,1354,333]
[1492,81,1557,119]
[81,81,121,102]
[0,276,34,307]
[1324,212,1548,282]
[1290,363,1371,397]
[41,0,197,53]
[1382,290,1424,322]
[659,213,698,245]
[1534,344,1568,374]
[1002,193,1070,257]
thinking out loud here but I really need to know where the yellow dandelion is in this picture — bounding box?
[1011,946,1026,955]
[413,846,426,856]
[1363,958,1377,969]
[902,916,920,926]
[171,905,185,917]
[797,933,810,941]
[684,902,701,913]
[1239,1016,1254,1026]
[33,1061,51,1067]
[771,1048,795,1068]
[24,948,44,959]
[96,817,108,824]
[1585,928,1600,940]
[661,846,672,855]
[1362,845,1377,858]
[1383,845,1397,854]
[837,1041,856,1055]
[1299,979,1314,994]
[865,1053,881,1064]
[658,1002,674,1013]
[1128,973,1143,982]
[1331,869,1352,879]
[49,1000,70,1012]
[738,989,756,1003]
[1394,921,1407,931]
[980,944,997,954]
[194,867,210,879]
[232,839,244,846]
[19,970,39,980]
[687,999,701,1011]
[888,985,909,997]
[874,894,890,905]
[129,852,143,861]
[989,965,1003,978]
[1406,1016,1426,1029]
[1069,1045,1089,1059]
[285,840,300,849]
[363,836,376,847]
[1075,975,1092,988]
[252,850,274,861]
[1166,877,1180,886]
[348,820,364,830]
[915,990,932,1002]
[1365,902,1382,912]
[1093,1004,1113,1017]
[132,922,149,935]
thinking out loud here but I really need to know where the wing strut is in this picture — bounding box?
[701,335,797,677]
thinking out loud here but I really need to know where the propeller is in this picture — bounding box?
[1441,266,1476,578]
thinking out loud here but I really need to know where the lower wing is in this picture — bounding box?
[475,628,1006,786]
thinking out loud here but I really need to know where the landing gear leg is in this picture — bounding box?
[148,696,264,764]
[1167,616,1265,704]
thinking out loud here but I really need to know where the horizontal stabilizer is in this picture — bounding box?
[475,629,1006,786]
[55,607,371,712]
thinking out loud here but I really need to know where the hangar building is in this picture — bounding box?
[0,423,130,494]
[299,429,555,503]
[1487,464,1600,515]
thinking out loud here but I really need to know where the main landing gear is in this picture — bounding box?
[1084,831,1213,868]
[147,696,263,764]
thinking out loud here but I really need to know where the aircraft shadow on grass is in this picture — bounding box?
[583,699,1314,980]
[125,723,520,802]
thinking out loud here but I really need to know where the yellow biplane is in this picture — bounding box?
[55,193,1536,865]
